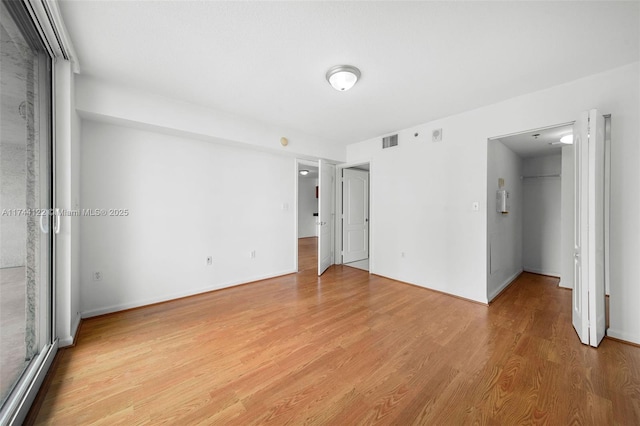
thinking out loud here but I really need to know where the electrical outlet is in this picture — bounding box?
[206,256,213,266]
[250,250,256,259]
[93,271,102,281]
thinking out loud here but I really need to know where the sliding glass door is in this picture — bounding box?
[0,0,54,422]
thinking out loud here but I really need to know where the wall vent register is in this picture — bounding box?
[382,134,398,149]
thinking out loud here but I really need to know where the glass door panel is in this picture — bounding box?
[0,0,52,413]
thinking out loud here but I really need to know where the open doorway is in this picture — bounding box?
[488,123,576,300]
[337,163,370,272]
[487,116,611,343]
[297,160,318,273]
[487,123,573,300]
[296,158,337,276]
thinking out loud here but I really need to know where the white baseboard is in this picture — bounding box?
[558,280,572,289]
[371,271,488,304]
[488,269,523,302]
[522,267,560,278]
[58,312,82,347]
[81,269,296,318]
[71,312,81,342]
[607,328,640,346]
[58,335,73,347]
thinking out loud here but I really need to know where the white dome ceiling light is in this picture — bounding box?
[326,65,361,91]
[560,134,574,144]
[549,134,574,146]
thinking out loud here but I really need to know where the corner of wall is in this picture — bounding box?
[607,329,640,346]
[488,269,523,302]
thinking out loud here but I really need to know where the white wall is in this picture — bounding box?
[79,120,297,317]
[346,62,640,344]
[75,76,345,163]
[298,177,318,238]
[74,74,345,318]
[487,141,522,301]
[522,154,562,277]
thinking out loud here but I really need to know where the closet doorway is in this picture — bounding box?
[487,123,574,300]
[487,115,611,346]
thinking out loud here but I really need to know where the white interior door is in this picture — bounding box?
[572,109,606,347]
[318,160,335,275]
[588,110,606,347]
[342,168,369,264]
[572,111,589,345]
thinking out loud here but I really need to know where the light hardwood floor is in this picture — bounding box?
[30,242,640,424]
[297,237,317,273]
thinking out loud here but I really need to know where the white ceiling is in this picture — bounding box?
[58,1,639,146]
[497,124,573,158]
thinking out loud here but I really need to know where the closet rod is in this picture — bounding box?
[521,174,561,179]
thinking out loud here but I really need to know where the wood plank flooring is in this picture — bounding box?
[31,246,640,424]
[297,237,317,273]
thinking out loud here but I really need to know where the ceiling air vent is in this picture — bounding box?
[382,134,398,149]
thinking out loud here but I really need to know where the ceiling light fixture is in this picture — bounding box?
[326,65,361,91]
[299,170,309,176]
[560,135,574,144]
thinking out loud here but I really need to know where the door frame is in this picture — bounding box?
[336,161,373,271]
[341,168,369,264]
